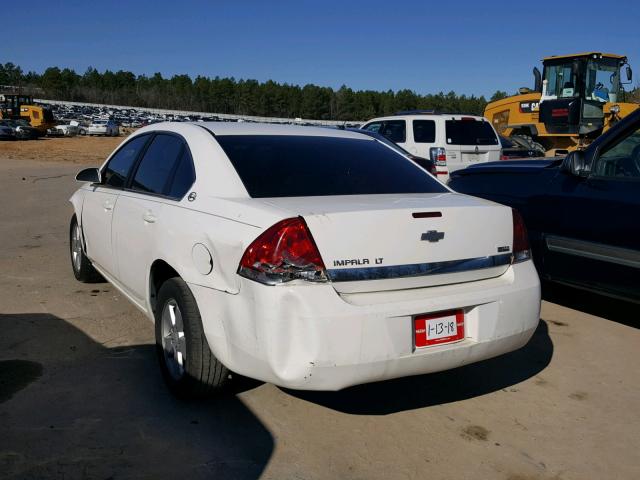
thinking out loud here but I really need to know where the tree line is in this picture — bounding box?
[5,62,636,120]
[0,62,508,120]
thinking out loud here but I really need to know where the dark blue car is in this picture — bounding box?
[449,109,640,303]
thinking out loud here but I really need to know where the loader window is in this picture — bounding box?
[586,59,620,103]
[545,63,577,98]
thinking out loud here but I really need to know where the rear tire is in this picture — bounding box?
[155,277,229,398]
[69,215,104,283]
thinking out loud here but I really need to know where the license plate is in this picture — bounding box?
[414,310,464,348]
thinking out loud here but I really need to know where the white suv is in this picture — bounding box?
[361,112,502,182]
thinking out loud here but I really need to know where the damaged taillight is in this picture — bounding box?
[512,209,531,263]
[238,217,328,285]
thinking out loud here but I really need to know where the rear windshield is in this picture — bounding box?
[445,120,498,146]
[216,135,447,198]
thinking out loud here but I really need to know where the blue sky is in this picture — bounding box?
[2,0,639,97]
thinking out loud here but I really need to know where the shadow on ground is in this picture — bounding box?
[287,320,553,415]
[543,282,639,328]
[0,313,273,480]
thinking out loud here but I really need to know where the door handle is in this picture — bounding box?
[102,200,114,211]
[143,211,156,223]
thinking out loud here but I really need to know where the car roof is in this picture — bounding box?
[197,122,374,139]
[363,113,486,122]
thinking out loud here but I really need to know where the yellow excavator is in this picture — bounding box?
[485,52,639,156]
[0,93,55,136]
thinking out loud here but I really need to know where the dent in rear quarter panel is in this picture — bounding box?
[154,204,260,296]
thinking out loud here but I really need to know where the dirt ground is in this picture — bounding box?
[0,145,639,479]
[0,136,127,164]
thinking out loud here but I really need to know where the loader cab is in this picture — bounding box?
[0,94,33,118]
[539,53,630,136]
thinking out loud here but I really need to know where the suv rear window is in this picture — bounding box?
[216,135,447,198]
[445,120,498,146]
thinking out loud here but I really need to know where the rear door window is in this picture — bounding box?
[102,134,150,188]
[131,134,186,196]
[445,120,498,146]
[380,120,406,143]
[167,148,196,198]
[216,135,447,198]
[413,120,436,143]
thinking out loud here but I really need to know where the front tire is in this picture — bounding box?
[155,277,229,398]
[69,215,103,283]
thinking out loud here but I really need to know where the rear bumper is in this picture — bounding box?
[189,261,540,391]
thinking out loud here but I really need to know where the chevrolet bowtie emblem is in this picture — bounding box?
[421,230,445,242]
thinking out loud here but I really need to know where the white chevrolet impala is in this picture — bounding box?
[69,122,540,398]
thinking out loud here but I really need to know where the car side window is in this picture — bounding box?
[102,134,150,188]
[413,120,435,143]
[131,134,186,196]
[594,127,640,179]
[380,120,406,143]
[362,122,382,133]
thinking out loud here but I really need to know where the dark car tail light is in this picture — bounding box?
[512,209,531,263]
[500,154,509,160]
[238,217,328,285]
[429,147,447,166]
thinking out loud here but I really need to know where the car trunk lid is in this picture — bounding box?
[258,193,513,294]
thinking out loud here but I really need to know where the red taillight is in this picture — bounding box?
[512,209,531,263]
[429,147,447,166]
[238,217,327,284]
[500,154,509,160]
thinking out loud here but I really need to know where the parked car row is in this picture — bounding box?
[68,106,640,400]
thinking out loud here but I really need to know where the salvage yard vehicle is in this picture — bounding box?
[69,123,541,398]
[0,122,16,140]
[485,52,639,156]
[449,109,640,303]
[0,93,55,135]
[51,121,80,137]
[0,119,39,140]
[361,112,501,182]
[87,119,119,136]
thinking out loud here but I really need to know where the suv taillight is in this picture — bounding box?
[238,217,328,285]
[429,147,447,166]
[512,209,531,263]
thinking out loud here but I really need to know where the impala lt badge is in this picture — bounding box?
[421,230,445,242]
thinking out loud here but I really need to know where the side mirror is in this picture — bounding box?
[75,167,100,183]
[561,151,589,177]
[626,65,632,82]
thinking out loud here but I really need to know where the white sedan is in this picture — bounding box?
[87,119,119,136]
[69,123,540,398]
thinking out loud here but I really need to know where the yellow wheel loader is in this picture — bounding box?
[485,52,639,156]
[0,93,55,136]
